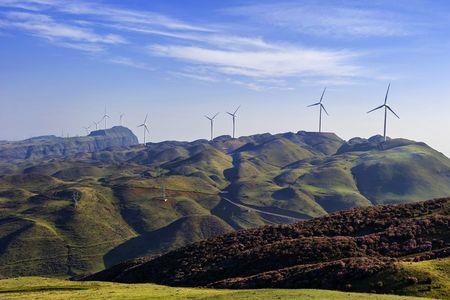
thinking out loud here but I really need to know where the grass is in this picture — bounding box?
[389,258,449,299]
[350,258,450,299]
[0,277,429,300]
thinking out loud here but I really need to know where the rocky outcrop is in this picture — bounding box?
[0,126,139,161]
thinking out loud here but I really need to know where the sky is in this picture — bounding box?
[1,0,450,155]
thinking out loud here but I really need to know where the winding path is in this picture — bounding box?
[221,197,303,221]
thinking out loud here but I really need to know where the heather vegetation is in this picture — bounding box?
[86,198,449,298]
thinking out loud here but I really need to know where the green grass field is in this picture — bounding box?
[0,277,429,300]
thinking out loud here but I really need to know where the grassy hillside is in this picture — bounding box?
[0,277,429,300]
[0,131,450,278]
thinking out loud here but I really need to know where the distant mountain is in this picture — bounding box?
[85,198,449,298]
[0,126,139,161]
[0,129,450,278]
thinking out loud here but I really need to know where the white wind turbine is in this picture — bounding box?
[367,83,400,142]
[307,87,329,133]
[101,106,111,130]
[205,112,219,141]
[137,114,150,145]
[227,105,240,139]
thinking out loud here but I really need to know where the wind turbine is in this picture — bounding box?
[101,106,111,130]
[137,114,150,145]
[93,120,100,130]
[83,125,91,135]
[227,105,240,138]
[307,87,329,133]
[367,83,400,142]
[205,112,219,141]
[119,113,125,126]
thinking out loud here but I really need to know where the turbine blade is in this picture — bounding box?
[384,83,390,104]
[144,125,150,133]
[321,104,329,116]
[307,102,321,107]
[234,105,241,114]
[144,113,148,123]
[205,115,212,120]
[138,124,144,127]
[367,105,384,114]
[386,105,400,119]
[227,112,234,117]
[212,112,220,119]
[320,87,326,103]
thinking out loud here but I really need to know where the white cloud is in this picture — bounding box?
[0,0,384,90]
[108,24,277,51]
[0,0,213,32]
[224,2,412,37]
[170,71,218,83]
[52,41,104,53]
[108,57,154,71]
[3,11,126,45]
[149,44,361,79]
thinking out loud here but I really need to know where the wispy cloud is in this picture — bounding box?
[149,44,361,78]
[108,56,153,71]
[3,11,126,48]
[0,0,394,90]
[0,0,213,32]
[223,2,414,38]
[170,71,218,83]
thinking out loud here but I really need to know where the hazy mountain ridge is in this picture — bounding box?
[0,126,139,161]
[0,128,449,278]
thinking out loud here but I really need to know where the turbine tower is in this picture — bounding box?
[307,87,329,133]
[227,105,240,139]
[137,114,150,145]
[119,113,125,126]
[93,120,100,130]
[102,106,111,130]
[205,112,219,141]
[367,83,400,142]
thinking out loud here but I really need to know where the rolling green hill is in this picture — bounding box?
[0,129,450,278]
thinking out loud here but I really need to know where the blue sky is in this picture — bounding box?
[1,0,450,155]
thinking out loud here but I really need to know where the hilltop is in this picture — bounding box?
[0,129,450,278]
[85,198,450,298]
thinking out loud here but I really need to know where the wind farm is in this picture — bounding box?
[1,1,449,300]
[79,85,400,144]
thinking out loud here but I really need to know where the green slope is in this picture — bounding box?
[0,131,450,278]
[0,277,428,300]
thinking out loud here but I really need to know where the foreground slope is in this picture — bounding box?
[0,277,428,300]
[1,130,450,277]
[86,198,449,298]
